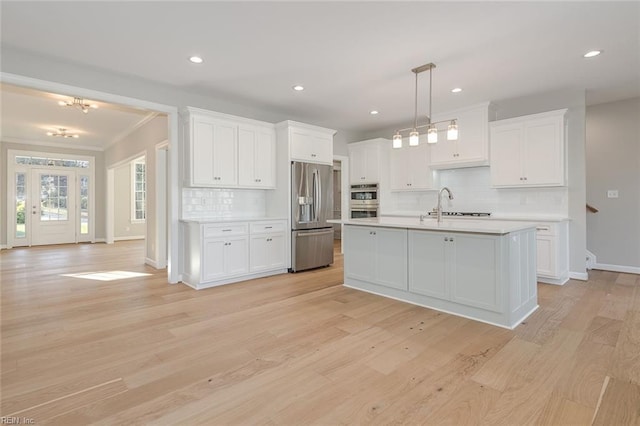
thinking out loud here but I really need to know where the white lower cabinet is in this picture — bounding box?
[182,219,287,289]
[344,224,538,329]
[203,235,248,281]
[535,221,569,285]
[344,225,407,290]
[249,221,286,272]
[409,230,501,313]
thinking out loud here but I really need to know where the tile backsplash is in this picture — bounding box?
[382,167,568,218]
[182,188,267,219]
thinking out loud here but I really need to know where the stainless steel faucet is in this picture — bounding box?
[435,187,454,223]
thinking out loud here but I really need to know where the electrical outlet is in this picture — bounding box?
[607,190,619,198]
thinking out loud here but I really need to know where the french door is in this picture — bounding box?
[30,169,77,245]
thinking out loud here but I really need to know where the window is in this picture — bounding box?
[80,176,89,235]
[132,158,146,222]
[15,172,26,238]
[40,174,69,221]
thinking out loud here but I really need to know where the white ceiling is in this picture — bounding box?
[1,1,639,137]
[0,83,157,150]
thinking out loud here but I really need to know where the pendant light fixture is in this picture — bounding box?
[392,62,458,148]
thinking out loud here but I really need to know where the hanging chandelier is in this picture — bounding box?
[58,97,98,114]
[46,128,79,138]
[392,63,458,149]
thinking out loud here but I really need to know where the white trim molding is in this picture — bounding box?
[114,235,145,241]
[569,271,589,281]
[593,264,640,275]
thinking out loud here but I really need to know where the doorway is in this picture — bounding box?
[7,150,95,247]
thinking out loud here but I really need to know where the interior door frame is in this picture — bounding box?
[6,149,95,248]
[1,72,180,283]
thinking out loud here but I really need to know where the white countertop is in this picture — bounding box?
[330,217,537,235]
[381,212,569,222]
[181,217,287,224]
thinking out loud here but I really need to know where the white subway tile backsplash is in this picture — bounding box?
[382,167,568,217]
[182,188,267,219]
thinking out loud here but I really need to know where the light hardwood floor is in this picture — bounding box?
[1,241,639,425]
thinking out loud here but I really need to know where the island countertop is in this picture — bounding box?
[329,217,536,235]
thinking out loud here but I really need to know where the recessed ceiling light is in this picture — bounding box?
[292,85,305,91]
[189,56,204,64]
[451,88,463,93]
[583,50,601,58]
[370,110,379,115]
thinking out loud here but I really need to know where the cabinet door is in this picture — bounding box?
[349,144,367,183]
[267,233,286,269]
[373,227,408,290]
[389,145,410,190]
[250,234,269,272]
[449,234,501,313]
[213,122,238,186]
[239,126,276,188]
[363,144,380,183]
[523,118,564,186]
[238,127,256,186]
[344,225,374,282]
[429,136,457,165]
[226,236,249,276]
[250,233,285,272]
[192,118,216,185]
[456,107,488,163]
[408,230,448,299]
[490,124,524,187]
[254,129,276,187]
[536,235,556,277]
[407,143,433,190]
[203,238,227,281]
[390,141,432,191]
[291,130,332,164]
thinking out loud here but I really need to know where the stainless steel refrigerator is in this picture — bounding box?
[290,161,334,272]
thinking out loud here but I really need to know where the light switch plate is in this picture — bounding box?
[607,190,619,198]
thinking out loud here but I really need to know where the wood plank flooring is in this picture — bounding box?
[1,241,639,425]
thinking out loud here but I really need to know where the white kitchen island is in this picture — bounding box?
[337,217,538,329]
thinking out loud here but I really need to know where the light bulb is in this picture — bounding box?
[447,121,458,141]
[409,130,419,146]
[427,126,438,144]
[392,132,403,149]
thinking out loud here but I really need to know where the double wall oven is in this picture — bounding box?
[350,183,379,219]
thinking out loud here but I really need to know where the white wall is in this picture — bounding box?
[114,162,146,239]
[104,115,167,264]
[586,97,640,271]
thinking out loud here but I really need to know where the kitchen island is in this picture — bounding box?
[336,217,538,329]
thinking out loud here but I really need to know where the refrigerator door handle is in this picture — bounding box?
[313,168,320,222]
[296,229,333,238]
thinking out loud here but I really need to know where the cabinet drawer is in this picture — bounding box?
[250,221,286,235]
[535,224,555,236]
[203,223,248,238]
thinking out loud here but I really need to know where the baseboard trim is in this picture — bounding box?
[569,271,589,281]
[593,263,640,275]
[145,257,165,269]
[0,244,7,250]
[114,236,145,241]
[538,276,570,286]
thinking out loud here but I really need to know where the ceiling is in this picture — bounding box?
[1,1,639,139]
[0,83,158,151]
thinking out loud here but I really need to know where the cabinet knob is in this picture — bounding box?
[444,237,449,241]
[523,177,528,181]
[449,238,454,242]
[311,154,317,157]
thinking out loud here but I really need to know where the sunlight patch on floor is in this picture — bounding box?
[61,271,152,281]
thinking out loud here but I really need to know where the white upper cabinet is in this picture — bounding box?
[190,116,238,187]
[182,107,277,189]
[389,136,434,191]
[289,125,334,165]
[490,109,566,188]
[348,139,383,184]
[429,102,494,169]
[238,124,276,188]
